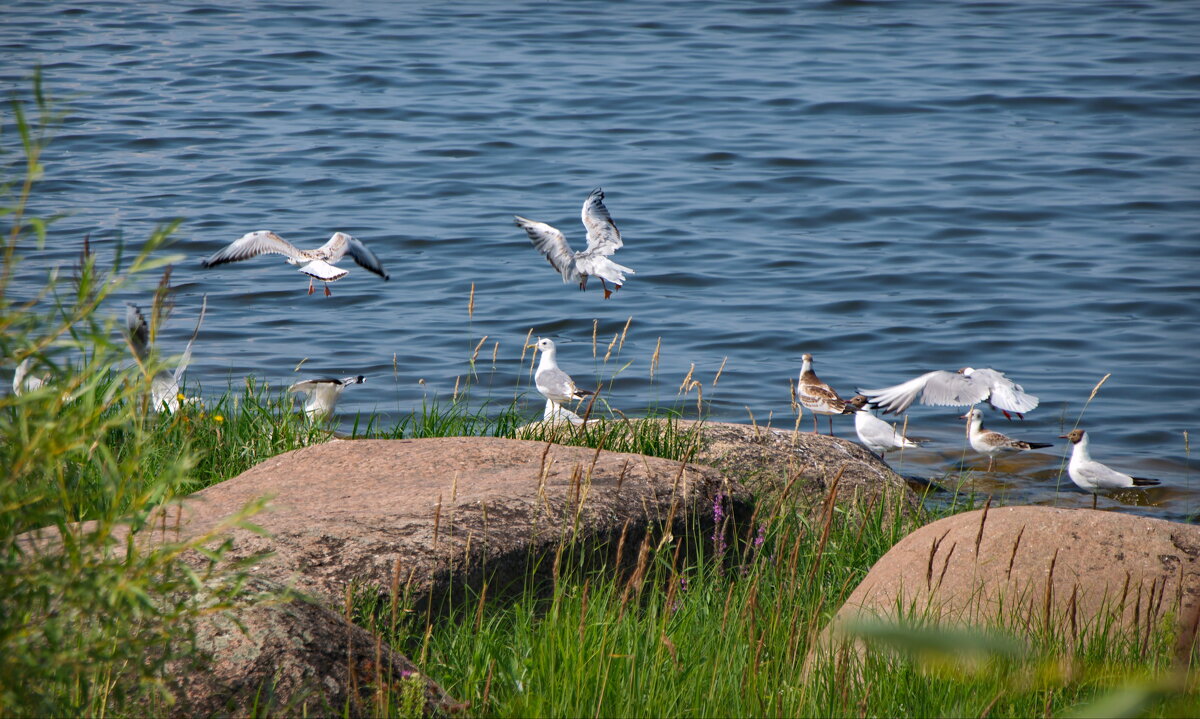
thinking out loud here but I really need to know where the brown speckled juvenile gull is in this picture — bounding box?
[961,407,1051,471]
[798,353,852,435]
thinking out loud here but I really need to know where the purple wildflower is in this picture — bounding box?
[754,523,766,548]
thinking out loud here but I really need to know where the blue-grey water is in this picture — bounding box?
[3,1,1198,521]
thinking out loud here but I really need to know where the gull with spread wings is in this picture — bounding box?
[515,188,635,299]
[200,231,389,296]
[126,297,207,413]
[858,367,1038,419]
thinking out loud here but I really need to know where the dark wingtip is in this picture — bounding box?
[1132,477,1161,487]
[1029,442,1054,449]
[356,375,365,384]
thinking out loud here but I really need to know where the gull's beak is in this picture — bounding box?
[1058,434,1070,439]
[526,343,538,349]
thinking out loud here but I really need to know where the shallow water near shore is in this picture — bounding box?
[3,1,1197,521]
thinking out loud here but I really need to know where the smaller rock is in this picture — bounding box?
[168,579,457,718]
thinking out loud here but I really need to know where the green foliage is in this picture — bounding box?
[1,73,268,717]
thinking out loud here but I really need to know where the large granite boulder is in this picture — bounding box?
[169,579,457,718]
[822,505,1200,655]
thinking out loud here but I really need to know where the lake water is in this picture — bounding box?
[3,1,1198,521]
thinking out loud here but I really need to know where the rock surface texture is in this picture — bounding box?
[169,579,457,718]
[824,505,1200,653]
[168,437,738,607]
[682,420,920,520]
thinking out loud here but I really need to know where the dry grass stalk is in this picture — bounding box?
[603,332,618,362]
[678,363,695,393]
[471,335,488,363]
[618,316,632,352]
[592,319,599,357]
[467,282,475,318]
[650,337,662,381]
[713,356,728,387]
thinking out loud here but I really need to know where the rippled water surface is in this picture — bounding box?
[3,1,1198,520]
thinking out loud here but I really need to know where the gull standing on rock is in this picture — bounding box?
[845,395,921,459]
[1060,429,1160,509]
[200,231,390,296]
[531,338,594,412]
[859,367,1039,419]
[515,188,635,299]
[289,375,366,421]
[797,353,852,435]
[961,408,1052,471]
[126,298,207,413]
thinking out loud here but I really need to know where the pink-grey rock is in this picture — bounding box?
[823,505,1200,655]
[168,579,457,718]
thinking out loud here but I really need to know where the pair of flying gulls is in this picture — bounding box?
[198,189,633,300]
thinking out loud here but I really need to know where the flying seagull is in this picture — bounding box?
[515,188,635,299]
[200,231,389,296]
[859,367,1038,419]
[289,375,366,420]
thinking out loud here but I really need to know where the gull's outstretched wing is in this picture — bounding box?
[971,368,1039,414]
[125,303,150,362]
[319,232,390,279]
[201,230,304,267]
[515,215,580,284]
[173,295,207,385]
[860,370,988,415]
[581,187,623,255]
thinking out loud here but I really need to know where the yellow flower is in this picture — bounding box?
[213,414,224,423]
[177,392,186,401]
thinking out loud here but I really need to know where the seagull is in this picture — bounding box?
[515,188,635,299]
[125,297,207,413]
[858,367,1038,419]
[961,408,1052,471]
[531,338,594,410]
[288,375,366,420]
[200,231,390,296]
[797,353,852,435]
[845,395,921,459]
[12,357,48,395]
[1060,429,1161,509]
[541,397,587,426]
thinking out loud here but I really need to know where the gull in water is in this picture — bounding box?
[797,353,852,435]
[515,188,635,299]
[12,357,49,396]
[1060,429,1160,509]
[845,395,921,459]
[859,367,1039,419]
[200,231,390,296]
[126,297,207,413]
[961,408,1051,472]
[289,375,365,420]
[531,338,594,411]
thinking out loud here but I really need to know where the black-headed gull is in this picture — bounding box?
[531,337,594,408]
[845,395,921,459]
[797,353,852,435]
[288,375,365,420]
[200,231,389,296]
[125,298,206,413]
[12,357,48,396]
[859,367,1039,419]
[1060,429,1160,509]
[515,188,635,299]
[961,408,1051,471]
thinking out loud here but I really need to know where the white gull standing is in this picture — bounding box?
[515,188,635,299]
[961,408,1052,471]
[125,297,207,413]
[845,395,921,459]
[531,338,594,412]
[200,231,390,296]
[859,367,1039,419]
[1060,428,1160,509]
[289,375,366,421]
